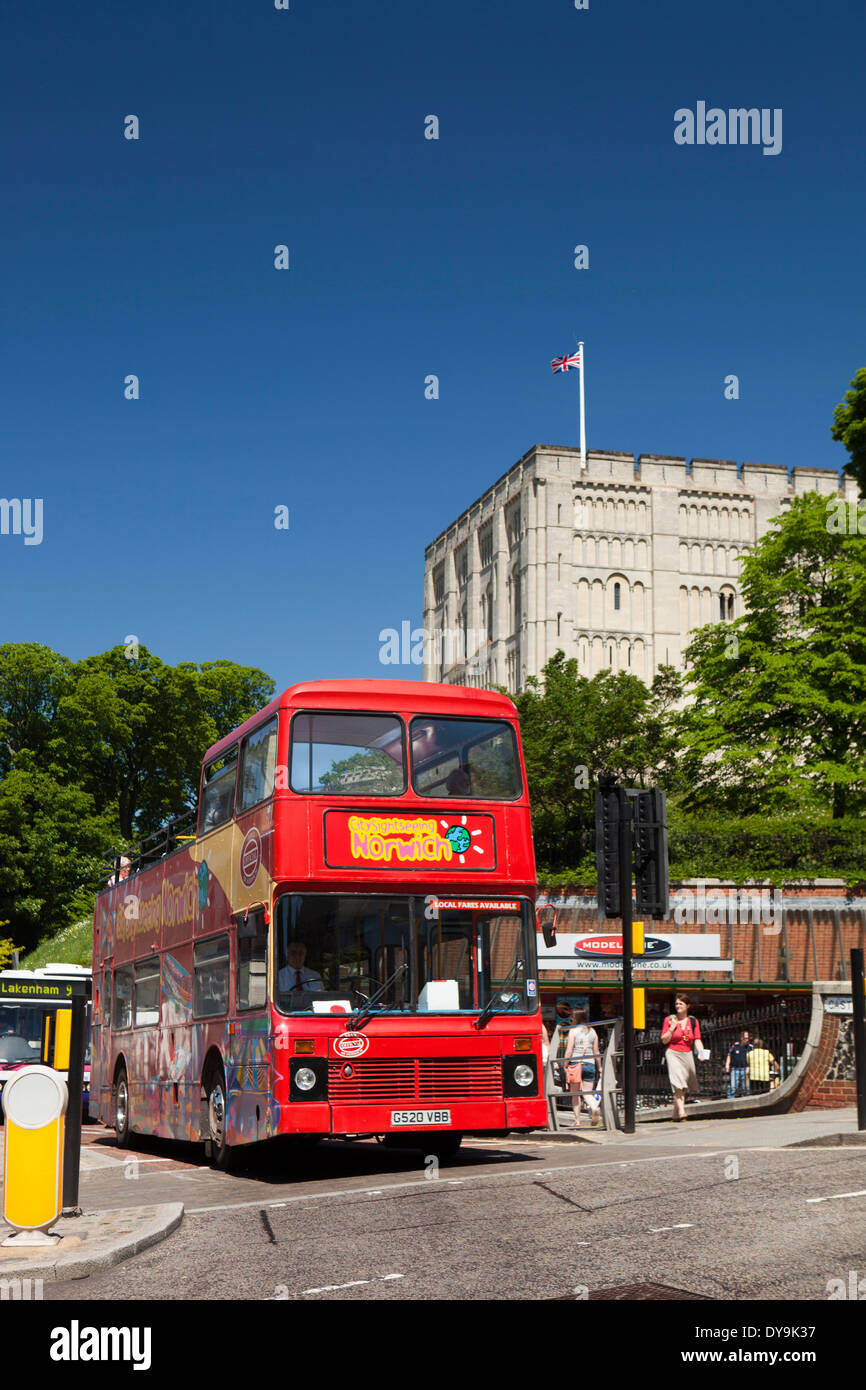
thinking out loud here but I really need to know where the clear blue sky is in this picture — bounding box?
[2,0,864,694]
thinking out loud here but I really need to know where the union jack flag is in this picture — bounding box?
[551,352,581,373]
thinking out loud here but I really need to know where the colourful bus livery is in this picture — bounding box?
[90,681,545,1166]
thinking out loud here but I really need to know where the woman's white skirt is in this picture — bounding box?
[666,1048,698,1093]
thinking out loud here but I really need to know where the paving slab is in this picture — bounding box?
[0,1203,183,1283]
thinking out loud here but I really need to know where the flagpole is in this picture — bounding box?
[579,340,586,470]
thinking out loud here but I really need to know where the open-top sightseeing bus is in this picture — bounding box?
[90,680,545,1166]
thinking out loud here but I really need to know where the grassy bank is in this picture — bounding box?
[21,918,93,970]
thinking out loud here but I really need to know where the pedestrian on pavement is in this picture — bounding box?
[551,1000,573,1090]
[661,994,703,1120]
[747,1037,779,1094]
[725,1030,752,1098]
[564,1009,602,1128]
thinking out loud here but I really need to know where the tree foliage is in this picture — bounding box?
[832,367,866,497]
[0,643,275,946]
[678,492,866,818]
[514,652,682,863]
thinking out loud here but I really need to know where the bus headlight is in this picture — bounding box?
[289,1057,327,1101]
[503,1054,538,1098]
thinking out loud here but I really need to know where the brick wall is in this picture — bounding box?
[538,884,865,987]
[791,1013,857,1111]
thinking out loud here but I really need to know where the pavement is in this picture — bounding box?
[536,1103,866,1150]
[0,1202,183,1283]
[0,1133,183,1282]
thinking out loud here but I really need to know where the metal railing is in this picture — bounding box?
[620,998,813,1113]
[106,808,197,882]
[543,1018,620,1131]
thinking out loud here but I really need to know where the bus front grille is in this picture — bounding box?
[328,1057,502,1105]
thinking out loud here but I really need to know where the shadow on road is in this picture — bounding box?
[84,1124,541,1185]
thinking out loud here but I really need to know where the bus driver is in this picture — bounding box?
[277,941,324,997]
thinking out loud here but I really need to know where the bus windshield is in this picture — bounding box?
[0,1003,45,1063]
[274,894,536,1016]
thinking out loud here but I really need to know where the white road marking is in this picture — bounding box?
[806,1188,866,1204]
[648,1223,694,1232]
[302,1273,404,1295]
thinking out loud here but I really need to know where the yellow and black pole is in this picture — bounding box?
[618,797,636,1133]
[633,921,646,1031]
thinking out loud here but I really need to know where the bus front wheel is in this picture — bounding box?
[114,1067,130,1148]
[205,1065,233,1171]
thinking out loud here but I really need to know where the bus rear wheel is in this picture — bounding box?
[114,1067,130,1148]
[205,1065,233,1171]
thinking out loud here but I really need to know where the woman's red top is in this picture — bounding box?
[666,1016,702,1052]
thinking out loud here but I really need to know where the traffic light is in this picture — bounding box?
[630,787,670,920]
[594,781,629,920]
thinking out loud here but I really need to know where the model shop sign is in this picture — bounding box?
[536,931,733,975]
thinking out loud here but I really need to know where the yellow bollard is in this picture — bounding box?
[2,1065,68,1247]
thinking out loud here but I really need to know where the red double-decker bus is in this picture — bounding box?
[90,680,545,1166]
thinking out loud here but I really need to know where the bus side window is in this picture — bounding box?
[199,746,239,834]
[238,718,278,814]
[194,935,229,1017]
[237,910,268,1011]
[113,968,133,1030]
[134,956,161,1027]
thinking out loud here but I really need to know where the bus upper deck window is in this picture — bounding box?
[238,718,278,813]
[410,718,523,800]
[199,746,239,833]
[290,712,405,796]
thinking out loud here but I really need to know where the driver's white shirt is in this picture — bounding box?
[277,966,324,992]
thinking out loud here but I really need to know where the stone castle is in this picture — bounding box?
[422,445,856,692]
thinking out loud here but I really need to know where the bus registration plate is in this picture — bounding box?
[391,1109,451,1126]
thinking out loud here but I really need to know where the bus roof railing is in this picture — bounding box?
[105,807,197,881]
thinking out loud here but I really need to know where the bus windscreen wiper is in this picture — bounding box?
[474,956,524,1030]
[346,963,408,1031]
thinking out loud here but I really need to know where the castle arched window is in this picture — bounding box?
[614,582,621,611]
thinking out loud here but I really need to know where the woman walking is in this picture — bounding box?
[661,994,703,1120]
[564,1009,602,1128]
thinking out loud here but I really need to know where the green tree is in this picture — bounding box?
[0,642,73,778]
[181,659,275,744]
[679,492,866,818]
[832,368,866,497]
[0,770,116,952]
[514,652,682,862]
[57,646,212,838]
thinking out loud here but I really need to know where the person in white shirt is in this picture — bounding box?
[277,941,324,997]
